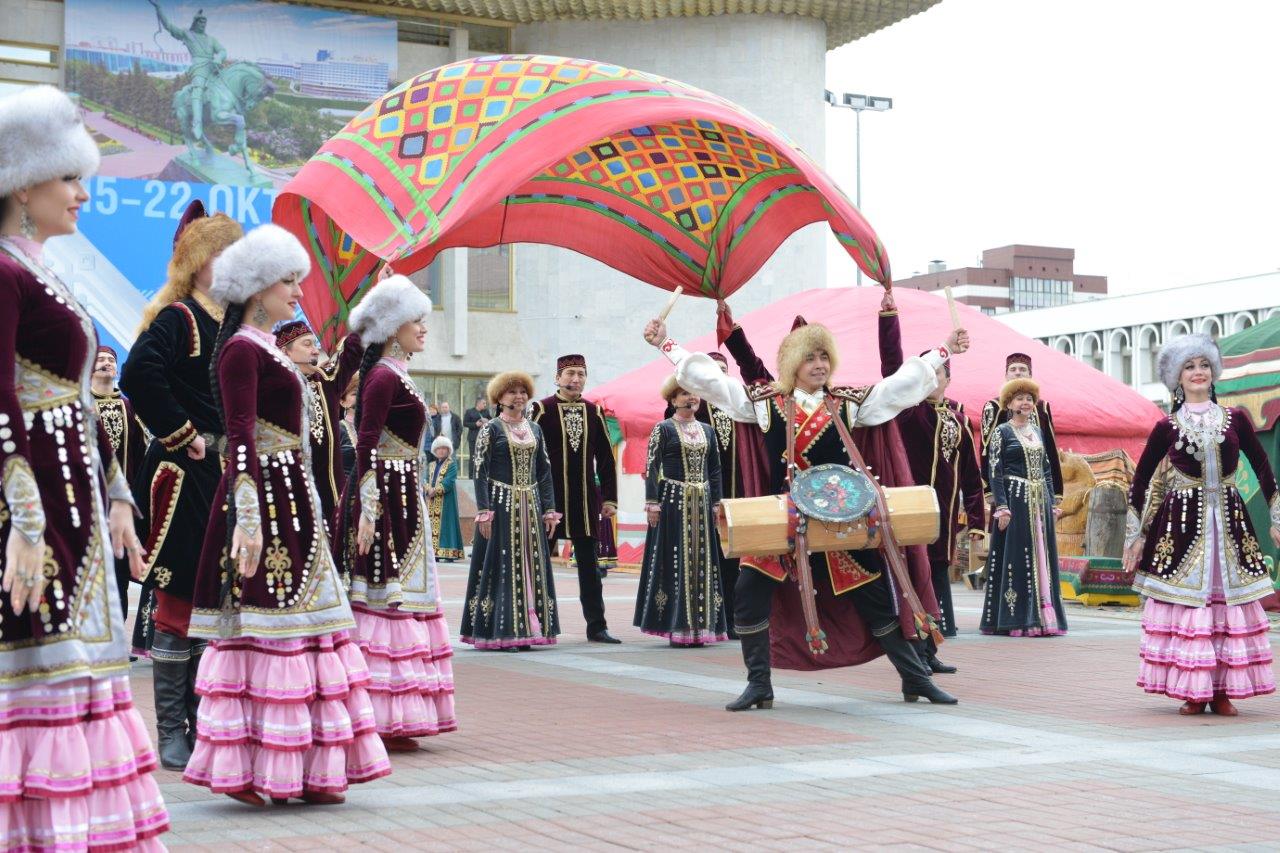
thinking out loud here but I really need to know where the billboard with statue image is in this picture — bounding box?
[57,0,397,353]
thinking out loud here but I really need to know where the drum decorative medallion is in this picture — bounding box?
[790,463,877,523]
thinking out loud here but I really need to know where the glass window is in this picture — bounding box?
[467,244,515,311]
[0,43,57,67]
[411,372,494,477]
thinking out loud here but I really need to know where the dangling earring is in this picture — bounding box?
[251,298,269,326]
[1173,384,1185,407]
[387,338,406,361]
[18,203,37,240]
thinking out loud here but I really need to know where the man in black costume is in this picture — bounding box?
[531,354,620,643]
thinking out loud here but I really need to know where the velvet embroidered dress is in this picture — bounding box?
[0,239,169,850]
[306,333,363,525]
[461,418,561,648]
[426,454,464,561]
[634,418,728,645]
[1129,402,1277,701]
[980,421,1068,636]
[336,358,456,739]
[183,325,390,799]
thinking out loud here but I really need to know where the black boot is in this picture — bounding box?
[880,630,957,705]
[186,640,207,751]
[152,631,194,770]
[917,636,957,675]
[725,628,774,711]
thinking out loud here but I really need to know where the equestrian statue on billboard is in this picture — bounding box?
[150,0,274,184]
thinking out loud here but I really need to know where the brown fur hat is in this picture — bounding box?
[659,374,685,402]
[138,213,243,333]
[999,378,1041,410]
[775,321,839,395]
[487,371,536,406]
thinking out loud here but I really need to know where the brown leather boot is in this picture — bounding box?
[1178,700,1207,715]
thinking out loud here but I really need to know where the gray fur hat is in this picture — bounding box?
[0,86,100,198]
[348,274,432,343]
[1156,333,1222,391]
[210,224,310,305]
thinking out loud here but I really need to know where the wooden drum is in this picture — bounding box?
[717,487,940,559]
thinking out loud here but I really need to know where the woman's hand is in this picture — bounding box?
[646,502,661,527]
[543,512,558,539]
[378,262,395,281]
[3,533,48,616]
[109,499,147,580]
[880,289,896,313]
[476,511,492,540]
[995,510,1010,531]
[231,524,263,578]
[1051,506,1063,519]
[187,434,206,461]
[356,515,376,555]
[1123,537,1145,574]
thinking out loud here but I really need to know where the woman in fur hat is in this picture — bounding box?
[120,197,242,765]
[634,377,728,646]
[182,224,390,805]
[335,274,456,751]
[460,372,562,648]
[0,84,169,848]
[425,435,465,562]
[1123,334,1280,716]
[979,379,1068,637]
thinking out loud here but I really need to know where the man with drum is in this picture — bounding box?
[643,311,969,712]
[878,291,985,650]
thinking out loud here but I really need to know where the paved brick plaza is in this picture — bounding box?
[139,564,1280,851]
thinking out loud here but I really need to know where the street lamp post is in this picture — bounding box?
[824,90,892,286]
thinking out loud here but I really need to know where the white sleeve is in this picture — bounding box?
[659,340,759,424]
[851,347,948,427]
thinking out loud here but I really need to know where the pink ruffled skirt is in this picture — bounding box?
[352,606,456,738]
[642,628,729,646]
[182,631,392,798]
[0,675,169,851]
[1138,597,1275,702]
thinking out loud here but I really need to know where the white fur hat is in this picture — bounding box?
[430,435,453,453]
[348,275,432,343]
[1156,333,1222,391]
[0,86,100,198]
[210,224,310,305]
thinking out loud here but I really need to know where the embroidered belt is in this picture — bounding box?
[491,479,535,494]
[1167,468,1237,495]
[660,479,707,493]
[1006,474,1048,492]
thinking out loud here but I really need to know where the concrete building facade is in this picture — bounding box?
[895,244,1108,314]
[1002,272,1280,405]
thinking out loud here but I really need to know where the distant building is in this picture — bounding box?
[896,245,1108,314]
[64,44,187,74]
[1002,272,1280,404]
[298,59,388,101]
[257,59,300,81]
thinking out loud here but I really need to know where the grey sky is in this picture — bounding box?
[822,0,1280,295]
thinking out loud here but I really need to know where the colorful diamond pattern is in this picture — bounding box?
[540,119,793,238]
[346,54,646,189]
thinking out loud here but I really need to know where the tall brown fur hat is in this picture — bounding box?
[487,371,536,406]
[775,318,839,395]
[999,378,1041,410]
[137,209,243,333]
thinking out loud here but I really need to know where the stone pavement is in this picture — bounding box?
[134,565,1280,852]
